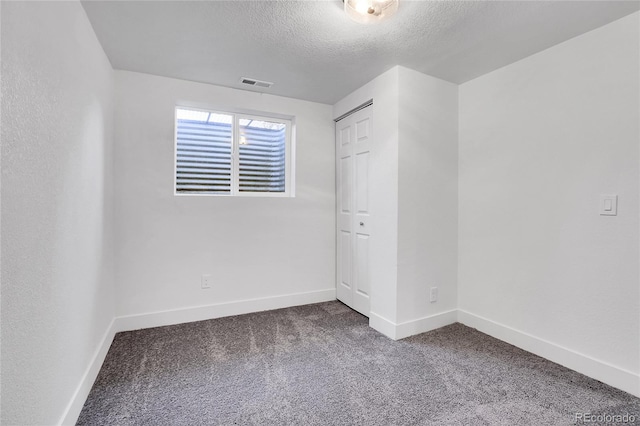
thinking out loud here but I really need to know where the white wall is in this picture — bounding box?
[114,71,335,318]
[397,66,458,324]
[333,67,400,331]
[1,2,115,424]
[459,12,639,394]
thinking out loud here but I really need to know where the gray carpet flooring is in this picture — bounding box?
[77,301,639,425]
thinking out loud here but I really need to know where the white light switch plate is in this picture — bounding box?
[599,195,617,216]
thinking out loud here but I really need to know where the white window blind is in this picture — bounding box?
[176,110,233,193]
[238,118,286,193]
[175,108,292,196]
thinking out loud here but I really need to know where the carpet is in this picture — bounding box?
[77,301,639,425]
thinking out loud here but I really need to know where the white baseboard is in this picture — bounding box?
[369,310,458,340]
[396,310,458,340]
[58,318,117,426]
[369,311,398,339]
[458,310,640,397]
[115,288,337,332]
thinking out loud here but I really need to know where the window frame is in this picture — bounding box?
[174,106,294,198]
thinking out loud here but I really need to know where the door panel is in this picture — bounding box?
[355,152,369,214]
[336,105,372,317]
[340,231,352,289]
[355,234,370,297]
[340,127,350,146]
[356,118,369,141]
[340,157,351,213]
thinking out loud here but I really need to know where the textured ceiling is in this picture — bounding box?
[81,1,640,104]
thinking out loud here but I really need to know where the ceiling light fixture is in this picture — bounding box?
[344,0,398,24]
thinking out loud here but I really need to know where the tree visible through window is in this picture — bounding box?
[175,107,293,196]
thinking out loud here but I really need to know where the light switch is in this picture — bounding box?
[599,195,617,216]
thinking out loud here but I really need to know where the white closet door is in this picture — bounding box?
[336,105,372,317]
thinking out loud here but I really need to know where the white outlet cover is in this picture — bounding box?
[201,274,212,289]
[430,287,438,303]
[599,194,617,216]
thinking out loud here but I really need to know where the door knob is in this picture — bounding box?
[360,222,364,226]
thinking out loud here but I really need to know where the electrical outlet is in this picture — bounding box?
[201,274,212,289]
[430,287,438,303]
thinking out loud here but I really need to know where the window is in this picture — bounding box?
[175,107,293,196]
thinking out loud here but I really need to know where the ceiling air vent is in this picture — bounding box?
[240,77,274,89]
